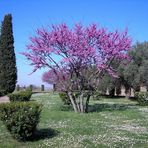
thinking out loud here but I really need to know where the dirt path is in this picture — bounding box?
[0,96,9,103]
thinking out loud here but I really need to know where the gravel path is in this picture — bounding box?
[0,96,9,103]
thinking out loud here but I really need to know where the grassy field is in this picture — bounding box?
[0,93,148,148]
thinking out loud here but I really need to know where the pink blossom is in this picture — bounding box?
[23,23,132,91]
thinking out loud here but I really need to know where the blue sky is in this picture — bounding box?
[0,0,148,87]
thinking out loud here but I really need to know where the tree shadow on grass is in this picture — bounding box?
[96,94,136,100]
[88,103,138,112]
[28,128,59,142]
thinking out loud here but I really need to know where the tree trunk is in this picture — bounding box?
[85,95,90,113]
[116,86,121,96]
[68,91,90,113]
[68,92,78,113]
[125,88,131,99]
[80,93,84,112]
[109,88,115,98]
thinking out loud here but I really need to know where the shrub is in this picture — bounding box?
[135,92,148,106]
[59,92,71,105]
[8,90,32,102]
[0,102,42,141]
[93,91,102,100]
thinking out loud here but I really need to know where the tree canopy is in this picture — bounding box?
[0,14,17,96]
[23,23,131,112]
[98,42,148,97]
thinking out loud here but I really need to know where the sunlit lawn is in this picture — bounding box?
[0,93,148,148]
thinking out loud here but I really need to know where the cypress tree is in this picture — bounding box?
[0,14,17,96]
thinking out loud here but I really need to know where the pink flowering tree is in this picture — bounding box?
[23,23,131,113]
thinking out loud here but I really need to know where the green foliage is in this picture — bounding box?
[0,14,17,96]
[121,62,140,91]
[0,102,42,141]
[8,90,32,102]
[98,74,110,94]
[59,92,71,105]
[98,42,148,97]
[120,42,148,92]
[98,72,122,97]
[92,91,102,100]
[135,92,148,106]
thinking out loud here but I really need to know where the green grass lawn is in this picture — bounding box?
[0,93,148,148]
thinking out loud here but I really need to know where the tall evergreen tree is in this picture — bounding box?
[0,14,17,96]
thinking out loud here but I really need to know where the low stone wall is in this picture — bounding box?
[106,86,147,97]
[0,96,9,103]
